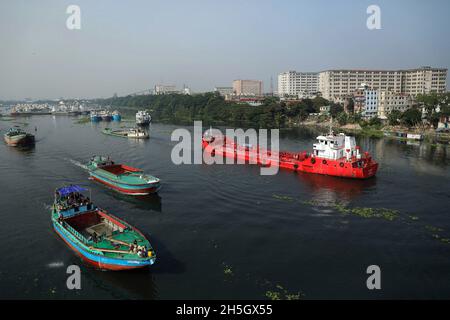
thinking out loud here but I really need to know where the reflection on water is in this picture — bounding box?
[297,172,377,203]
[88,268,158,299]
[108,191,163,213]
[6,144,36,155]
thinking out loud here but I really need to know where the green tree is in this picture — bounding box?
[387,110,402,126]
[330,104,344,117]
[401,108,422,127]
[336,112,348,125]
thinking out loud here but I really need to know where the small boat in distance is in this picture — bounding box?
[112,110,122,121]
[90,111,101,122]
[4,127,35,146]
[52,185,156,270]
[87,156,161,195]
[136,110,151,126]
[99,110,112,121]
[102,127,149,139]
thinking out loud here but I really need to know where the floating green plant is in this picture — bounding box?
[425,225,444,233]
[74,117,90,124]
[332,203,399,221]
[223,264,234,276]
[265,284,302,300]
[301,199,320,206]
[265,291,281,300]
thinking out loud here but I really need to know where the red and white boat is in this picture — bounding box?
[202,128,378,179]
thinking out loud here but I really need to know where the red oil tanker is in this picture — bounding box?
[202,129,378,179]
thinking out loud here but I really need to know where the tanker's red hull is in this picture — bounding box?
[202,139,378,179]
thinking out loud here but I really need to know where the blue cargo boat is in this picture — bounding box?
[52,185,156,270]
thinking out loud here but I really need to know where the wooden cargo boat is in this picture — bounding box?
[51,185,156,270]
[4,127,35,146]
[87,156,161,195]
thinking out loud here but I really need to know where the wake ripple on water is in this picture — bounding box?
[47,261,65,268]
[66,158,87,170]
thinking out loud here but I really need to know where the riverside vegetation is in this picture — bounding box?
[93,92,450,138]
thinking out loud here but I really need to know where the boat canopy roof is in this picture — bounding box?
[57,185,88,197]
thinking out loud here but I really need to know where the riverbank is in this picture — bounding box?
[300,119,450,144]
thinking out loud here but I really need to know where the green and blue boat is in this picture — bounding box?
[52,185,156,270]
[86,156,161,195]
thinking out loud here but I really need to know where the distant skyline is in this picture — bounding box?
[1,0,449,100]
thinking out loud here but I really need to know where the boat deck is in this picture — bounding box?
[64,210,149,258]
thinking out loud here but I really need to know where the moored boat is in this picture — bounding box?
[202,127,378,179]
[99,110,112,121]
[90,111,102,122]
[51,185,156,270]
[112,110,122,121]
[136,110,151,126]
[102,127,149,139]
[86,156,161,195]
[4,127,35,146]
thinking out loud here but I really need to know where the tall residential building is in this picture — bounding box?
[378,91,414,119]
[214,87,234,96]
[278,71,319,97]
[364,89,378,119]
[232,80,263,96]
[318,67,447,101]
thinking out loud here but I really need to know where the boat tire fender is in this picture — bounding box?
[322,160,327,165]
[339,162,344,168]
[311,158,316,164]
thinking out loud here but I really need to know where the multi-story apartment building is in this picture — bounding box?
[401,67,447,95]
[378,91,414,119]
[232,80,263,96]
[277,71,319,97]
[318,67,447,101]
[364,89,379,119]
[214,87,234,96]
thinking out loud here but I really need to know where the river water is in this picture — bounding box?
[0,116,449,299]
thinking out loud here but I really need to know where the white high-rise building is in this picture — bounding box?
[278,71,319,97]
[318,67,447,101]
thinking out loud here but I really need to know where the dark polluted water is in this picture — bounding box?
[0,116,449,299]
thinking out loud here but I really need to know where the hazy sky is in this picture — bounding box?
[1,0,449,100]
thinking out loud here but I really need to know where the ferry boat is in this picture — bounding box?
[136,110,151,126]
[112,110,122,121]
[102,127,149,139]
[52,185,156,270]
[4,127,35,146]
[87,156,161,195]
[202,128,378,179]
